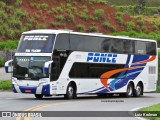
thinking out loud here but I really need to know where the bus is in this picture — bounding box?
[5,29,158,99]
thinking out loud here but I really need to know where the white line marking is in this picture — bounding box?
[130,106,148,120]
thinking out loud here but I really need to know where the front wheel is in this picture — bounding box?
[35,94,43,99]
[64,83,77,99]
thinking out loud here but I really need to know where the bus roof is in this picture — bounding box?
[23,29,157,43]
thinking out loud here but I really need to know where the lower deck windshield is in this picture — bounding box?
[13,56,50,80]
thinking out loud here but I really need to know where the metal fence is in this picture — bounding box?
[0,50,15,61]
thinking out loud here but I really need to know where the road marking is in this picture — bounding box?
[16,99,97,120]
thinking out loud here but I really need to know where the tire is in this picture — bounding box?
[133,83,143,97]
[125,83,134,97]
[35,94,43,99]
[64,83,77,99]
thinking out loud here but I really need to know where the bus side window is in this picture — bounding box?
[146,42,156,55]
[123,40,133,54]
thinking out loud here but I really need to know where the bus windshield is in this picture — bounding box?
[17,34,55,53]
[13,56,50,80]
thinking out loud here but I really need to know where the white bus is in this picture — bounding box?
[5,30,158,99]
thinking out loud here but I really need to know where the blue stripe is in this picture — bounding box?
[12,84,17,93]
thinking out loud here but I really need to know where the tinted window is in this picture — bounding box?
[111,39,123,53]
[56,34,156,55]
[17,34,55,53]
[54,34,70,50]
[146,42,156,55]
[135,41,146,54]
[123,40,134,54]
[69,62,125,78]
[70,35,135,54]
[70,35,102,52]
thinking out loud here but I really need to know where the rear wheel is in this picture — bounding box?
[35,94,43,99]
[133,83,143,97]
[64,83,77,99]
[125,83,134,97]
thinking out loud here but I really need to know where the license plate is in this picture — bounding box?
[25,90,31,93]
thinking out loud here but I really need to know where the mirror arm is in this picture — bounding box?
[5,59,13,73]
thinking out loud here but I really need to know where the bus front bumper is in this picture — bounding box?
[12,84,51,95]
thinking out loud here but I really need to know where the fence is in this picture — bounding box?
[0,50,15,61]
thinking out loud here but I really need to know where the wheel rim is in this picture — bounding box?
[68,86,73,97]
[136,86,141,96]
[127,85,133,96]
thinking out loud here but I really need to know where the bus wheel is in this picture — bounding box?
[126,83,133,97]
[64,83,76,99]
[35,94,43,99]
[133,83,143,97]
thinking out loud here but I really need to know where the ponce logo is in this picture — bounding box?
[23,36,48,41]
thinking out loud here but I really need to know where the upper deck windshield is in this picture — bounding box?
[17,34,55,53]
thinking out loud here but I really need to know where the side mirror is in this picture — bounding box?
[5,59,13,73]
[44,61,53,75]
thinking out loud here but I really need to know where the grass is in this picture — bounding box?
[107,0,160,7]
[139,103,160,120]
[0,80,12,91]
[140,104,160,111]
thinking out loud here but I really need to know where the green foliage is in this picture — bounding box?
[141,26,147,33]
[94,9,104,20]
[137,19,144,26]
[0,80,12,91]
[50,22,59,28]
[0,58,5,67]
[55,15,65,21]
[79,12,88,21]
[0,10,7,20]
[114,5,160,16]
[134,0,147,14]
[0,40,18,51]
[30,3,48,10]
[9,19,22,29]
[36,24,47,29]
[0,1,32,40]
[15,9,28,18]
[50,22,66,28]
[107,0,160,7]
[126,21,136,31]
[91,0,107,4]
[89,26,99,32]
[66,0,71,2]
[115,17,124,25]
[115,12,124,25]
[153,25,159,30]
[102,21,116,32]
[66,14,74,22]
[15,0,22,7]
[76,24,85,32]
[50,6,64,14]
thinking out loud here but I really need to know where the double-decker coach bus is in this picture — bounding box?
[5,29,158,99]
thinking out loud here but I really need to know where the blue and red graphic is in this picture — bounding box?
[84,54,156,94]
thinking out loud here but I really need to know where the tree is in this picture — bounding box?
[135,0,147,14]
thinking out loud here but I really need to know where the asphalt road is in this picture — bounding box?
[0,92,160,120]
[0,67,11,81]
